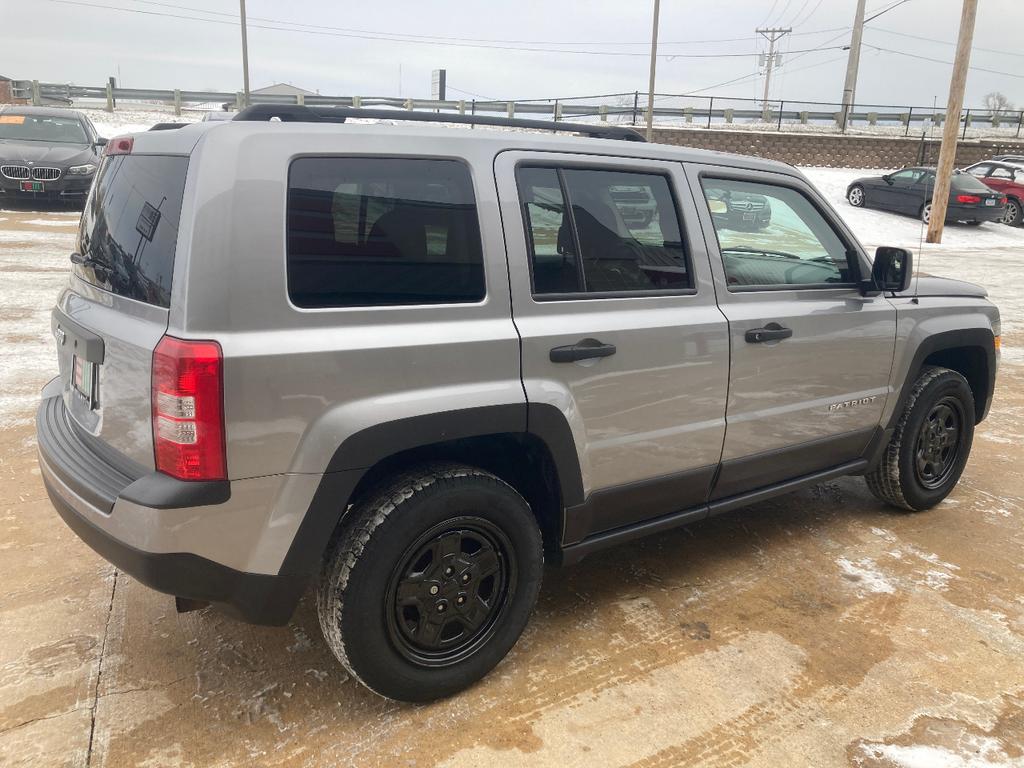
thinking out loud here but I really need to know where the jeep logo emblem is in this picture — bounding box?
[55,326,66,346]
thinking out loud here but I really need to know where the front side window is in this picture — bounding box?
[287,158,485,308]
[517,166,689,296]
[700,178,855,289]
[890,169,923,183]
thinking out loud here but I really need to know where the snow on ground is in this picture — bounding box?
[79,106,201,138]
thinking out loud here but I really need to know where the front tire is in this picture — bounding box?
[865,367,975,511]
[847,185,866,207]
[317,463,543,702]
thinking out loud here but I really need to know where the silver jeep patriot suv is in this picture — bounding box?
[37,106,1000,702]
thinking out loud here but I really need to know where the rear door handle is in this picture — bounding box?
[745,323,793,344]
[550,338,617,363]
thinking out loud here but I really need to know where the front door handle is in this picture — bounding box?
[745,323,793,344]
[550,338,617,363]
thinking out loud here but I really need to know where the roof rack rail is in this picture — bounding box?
[232,104,647,142]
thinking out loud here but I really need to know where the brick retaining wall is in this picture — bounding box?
[649,127,1024,169]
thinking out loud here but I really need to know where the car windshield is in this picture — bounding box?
[0,114,88,144]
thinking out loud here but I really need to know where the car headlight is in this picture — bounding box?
[68,163,97,176]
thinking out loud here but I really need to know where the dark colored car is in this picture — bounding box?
[0,106,106,206]
[846,166,1006,225]
[963,160,1024,227]
[705,187,772,230]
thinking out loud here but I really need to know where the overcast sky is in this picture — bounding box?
[3,0,1022,109]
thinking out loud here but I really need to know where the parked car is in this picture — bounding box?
[705,186,772,230]
[38,106,1000,703]
[201,111,235,122]
[963,160,1024,226]
[846,166,1006,225]
[992,154,1024,165]
[609,184,659,228]
[0,106,106,205]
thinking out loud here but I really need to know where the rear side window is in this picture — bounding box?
[517,166,690,297]
[76,155,189,308]
[287,158,485,308]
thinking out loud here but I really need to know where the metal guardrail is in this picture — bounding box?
[9,81,1024,139]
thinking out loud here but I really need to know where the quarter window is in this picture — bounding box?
[700,178,855,289]
[287,158,485,308]
[517,166,690,296]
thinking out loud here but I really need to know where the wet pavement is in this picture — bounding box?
[1,205,1023,767]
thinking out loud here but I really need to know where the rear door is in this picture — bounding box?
[496,151,729,542]
[54,152,189,468]
[686,164,896,499]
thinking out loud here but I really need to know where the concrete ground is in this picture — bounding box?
[1,198,1023,768]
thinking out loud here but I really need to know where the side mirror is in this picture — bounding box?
[881,174,893,184]
[94,137,108,147]
[871,246,913,293]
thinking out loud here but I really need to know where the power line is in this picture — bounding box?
[785,0,814,27]
[122,0,838,47]
[792,0,826,28]
[870,27,1024,59]
[45,0,845,58]
[862,42,1024,79]
[864,0,913,23]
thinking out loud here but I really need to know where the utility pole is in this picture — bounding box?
[927,0,978,243]
[645,0,661,141]
[239,0,251,108]
[840,0,867,131]
[756,27,790,120]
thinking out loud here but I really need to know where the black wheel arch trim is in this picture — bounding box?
[887,328,996,430]
[274,401,584,616]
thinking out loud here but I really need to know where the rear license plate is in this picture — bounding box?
[72,356,95,405]
[985,198,996,206]
[20,180,44,192]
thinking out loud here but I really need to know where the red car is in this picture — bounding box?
[964,160,1024,227]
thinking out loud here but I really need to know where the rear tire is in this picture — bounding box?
[865,366,975,511]
[921,202,933,224]
[316,463,543,702]
[1002,198,1022,227]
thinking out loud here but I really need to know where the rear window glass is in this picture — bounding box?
[75,155,189,308]
[287,157,485,308]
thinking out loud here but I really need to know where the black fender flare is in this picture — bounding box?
[270,402,584,616]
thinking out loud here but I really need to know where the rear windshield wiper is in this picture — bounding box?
[70,252,113,271]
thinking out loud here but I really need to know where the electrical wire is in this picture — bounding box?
[45,0,846,59]
[862,43,1024,80]
[870,27,1024,59]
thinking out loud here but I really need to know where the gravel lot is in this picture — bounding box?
[2,166,1023,768]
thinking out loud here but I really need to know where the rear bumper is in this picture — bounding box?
[36,392,304,625]
[946,203,1004,223]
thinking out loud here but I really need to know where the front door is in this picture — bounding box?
[686,164,897,499]
[495,151,730,542]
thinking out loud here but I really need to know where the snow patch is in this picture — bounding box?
[837,557,896,594]
[857,737,1024,767]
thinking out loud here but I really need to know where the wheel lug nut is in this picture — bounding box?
[461,574,470,584]
[457,595,465,605]
[437,601,447,612]
[445,567,454,577]
[429,585,439,595]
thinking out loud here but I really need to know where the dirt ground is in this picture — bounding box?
[1,196,1023,768]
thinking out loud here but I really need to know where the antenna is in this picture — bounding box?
[913,96,938,303]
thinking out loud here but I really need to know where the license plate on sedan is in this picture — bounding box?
[20,180,44,192]
[985,198,996,206]
[72,356,95,405]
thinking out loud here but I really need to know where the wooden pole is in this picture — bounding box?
[645,0,660,141]
[239,0,251,108]
[926,0,978,243]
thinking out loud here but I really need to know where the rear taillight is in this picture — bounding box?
[152,336,226,481]
[956,194,981,204]
[104,135,134,156]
